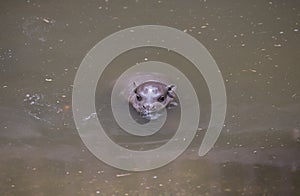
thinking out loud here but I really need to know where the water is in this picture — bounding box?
[0,0,299,195]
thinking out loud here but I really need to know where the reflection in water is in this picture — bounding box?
[23,92,72,128]
[21,16,56,42]
[0,0,299,195]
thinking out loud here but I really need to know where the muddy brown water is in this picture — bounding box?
[1,0,300,195]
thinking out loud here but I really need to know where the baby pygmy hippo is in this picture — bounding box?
[129,80,177,119]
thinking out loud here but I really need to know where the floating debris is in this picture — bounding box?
[116,173,131,177]
[42,18,50,24]
[242,69,257,73]
[45,78,53,82]
[197,127,203,131]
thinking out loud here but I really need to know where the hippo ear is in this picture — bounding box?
[133,82,138,94]
[167,84,176,98]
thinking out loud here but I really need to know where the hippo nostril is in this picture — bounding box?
[142,105,146,109]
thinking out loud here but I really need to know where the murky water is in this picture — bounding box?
[1,0,299,195]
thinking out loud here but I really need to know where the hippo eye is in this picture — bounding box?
[136,94,142,101]
[157,96,165,102]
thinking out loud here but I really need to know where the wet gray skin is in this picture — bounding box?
[129,81,177,120]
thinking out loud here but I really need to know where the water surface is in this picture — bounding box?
[0,0,299,195]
